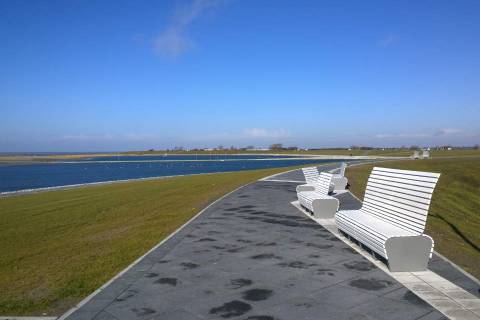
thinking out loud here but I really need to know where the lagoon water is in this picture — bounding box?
[0,155,346,193]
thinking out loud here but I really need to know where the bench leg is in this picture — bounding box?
[385,235,433,272]
[331,177,348,190]
[311,198,339,219]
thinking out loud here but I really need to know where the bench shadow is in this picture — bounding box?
[431,213,480,253]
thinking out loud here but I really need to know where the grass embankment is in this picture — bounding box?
[345,157,480,279]
[0,164,324,316]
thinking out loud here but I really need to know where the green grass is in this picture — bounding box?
[0,164,330,316]
[345,157,480,280]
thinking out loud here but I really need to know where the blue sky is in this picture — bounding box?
[1,0,479,151]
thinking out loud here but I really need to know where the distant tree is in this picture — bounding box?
[409,145,420,150]
[269,143,283,150]
[217,145,224,150]
[245,145,255,150]
[474,144,479,150]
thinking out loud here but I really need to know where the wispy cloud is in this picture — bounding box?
[59,133,159,142]
[243,128,290,139]
[434,128,462,136]
[374,128,468,139]
[374,132,430,139]
[378,34,396,47]
[153,0,225,58]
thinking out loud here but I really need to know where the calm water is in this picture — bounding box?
[0,156,345,193]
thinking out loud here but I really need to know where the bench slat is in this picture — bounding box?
[314,172,333,196]
[302,167,319,184]
[367,181,433,200]
[367,177,435,194]
[372,170,439,184]
[366,184,433,205]
[362,204,425,234]
[370,173,438,189]
[365,193,429,215]
[374,167,440,178]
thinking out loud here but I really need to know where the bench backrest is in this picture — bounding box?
[302,167,319,184]
[362,167,440,234]
[314,172,334,196]
[339,162,347,177]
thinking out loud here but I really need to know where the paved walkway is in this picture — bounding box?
[63,165,479,320]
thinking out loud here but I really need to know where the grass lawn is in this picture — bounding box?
[0,164,329,316]
[345,157,480,280]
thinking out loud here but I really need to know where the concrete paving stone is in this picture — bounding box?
[416,310,449,320]
[406,282,437,292]
[383,287,434,307]
[472,307,480,316]
[443,308,480,320]
[390,273,425,284]
[443,289,478,300]
[427,299,463,312]
[348,296,435,320]
[414,288,452,300]
[456,299,480,309]
[416,272,451,283]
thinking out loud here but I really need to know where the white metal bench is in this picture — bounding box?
[297,172,339,219]
[296,166,320,193]
[335,167,440,271]
[332,162,348,190]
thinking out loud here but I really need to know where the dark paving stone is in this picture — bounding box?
[64,165,474,320]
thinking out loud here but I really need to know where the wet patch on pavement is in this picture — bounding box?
[242,289,273,301]
[209,300,252,318]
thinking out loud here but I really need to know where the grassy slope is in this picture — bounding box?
[0,164,320,316]
[345,157,480,279]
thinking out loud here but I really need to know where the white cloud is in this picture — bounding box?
[243,128,290,139]
[153,0,225,58]
[378,34,396,47]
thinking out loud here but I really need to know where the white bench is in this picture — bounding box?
[335,167,440,271]
[331,162,348,190]
[297,172,339,219]
[296,166,319,193]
